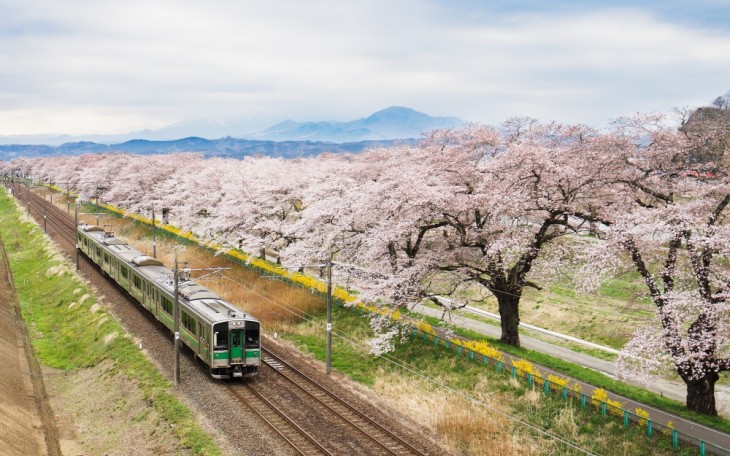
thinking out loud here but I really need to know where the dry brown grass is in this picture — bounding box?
[553,406,580,440]
[373,371,540,455]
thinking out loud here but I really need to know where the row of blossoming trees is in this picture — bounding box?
[2,112,728,415]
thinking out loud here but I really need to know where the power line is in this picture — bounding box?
[180,249,594,454]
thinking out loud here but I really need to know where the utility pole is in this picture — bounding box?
[173,248,181,386]
[74,204,79,271]
[326,247,333,375]
[95,196,100,226]
[152,205,157,259]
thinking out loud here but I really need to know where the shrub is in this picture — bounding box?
[636,407,651,427]
[591,388,624,417]
[547,373,570,390]
[512,358,540,379]
[417,321,436,335]
[461,339,504,362]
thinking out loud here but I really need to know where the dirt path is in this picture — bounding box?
[0,238,62,456]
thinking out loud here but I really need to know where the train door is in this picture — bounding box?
[230,329,243,362]
[145,282,153,311]
[197,323,204,356]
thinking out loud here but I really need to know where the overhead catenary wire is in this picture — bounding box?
[226,273,594,455]
[12,181,600,453]
[13,181,594,454]
[176,249,595,455]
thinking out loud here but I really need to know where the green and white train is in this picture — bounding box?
[77,224,261,378]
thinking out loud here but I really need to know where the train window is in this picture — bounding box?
[181,312,197,335]
[245,327,260,348]
[214,332,228,349]
[213,323,228,349]
[103,252,110,264]
[133,275,142,289]
[161,296,172,314]
[120,266,129,279]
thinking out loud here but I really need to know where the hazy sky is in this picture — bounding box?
[1,0,729,136]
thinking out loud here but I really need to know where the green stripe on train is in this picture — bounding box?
[212,350,260,360]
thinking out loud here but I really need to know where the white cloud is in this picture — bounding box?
[1,0,729,136]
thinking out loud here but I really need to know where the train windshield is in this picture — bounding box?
[213,323,228,350]
[245,323,260,348]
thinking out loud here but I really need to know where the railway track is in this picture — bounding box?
[260,347,427,456]
[6,182,434,456]
[12,182,78,245]
[227,382,333,456]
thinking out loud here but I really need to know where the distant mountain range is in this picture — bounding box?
[0,107,464,150]
[0,137,420,161]
[255,106,463,142]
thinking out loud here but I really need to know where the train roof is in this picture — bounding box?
[78,224,256,325]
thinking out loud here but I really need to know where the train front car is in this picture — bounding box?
[211,316,261,379]
[78,223,261,380]
[177,285,262,379]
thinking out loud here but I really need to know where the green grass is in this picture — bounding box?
[0,189,221,456]
[448,305,620,362]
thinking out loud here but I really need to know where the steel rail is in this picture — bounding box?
[227,382,333,456]
[261,347,427,456]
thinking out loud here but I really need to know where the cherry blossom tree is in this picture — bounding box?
[324,122,627,347]
[580,113,730,415]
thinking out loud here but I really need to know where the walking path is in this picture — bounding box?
[412,303,730,454]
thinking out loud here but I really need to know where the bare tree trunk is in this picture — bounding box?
[497,293,520,347]
[684,371,719,415]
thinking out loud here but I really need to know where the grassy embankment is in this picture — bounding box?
[0,188,221,455]
[68,195,730,455]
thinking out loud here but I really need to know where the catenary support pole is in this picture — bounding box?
[326,247,333,375]
[173,248,180,386]
[74,204,79,271]
[152,206,157,259]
